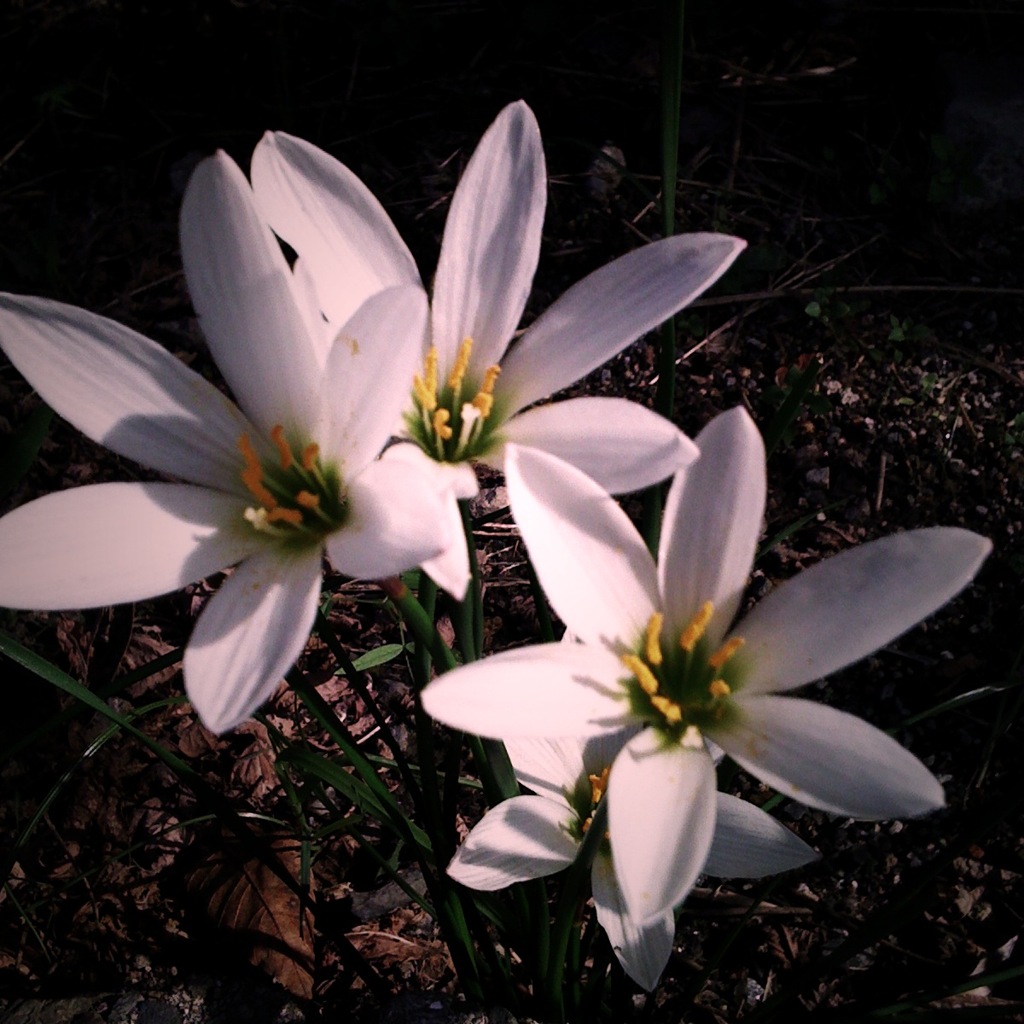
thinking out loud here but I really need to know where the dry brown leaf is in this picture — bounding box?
[186,832,315,999]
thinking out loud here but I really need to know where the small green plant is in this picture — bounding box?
[1003,412,1024,451]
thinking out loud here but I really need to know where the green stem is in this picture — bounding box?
[457,497,484,658]
[643,0,686,555]
[381,577,457,677]
[314,609,422,806]
[544,799,609,1021]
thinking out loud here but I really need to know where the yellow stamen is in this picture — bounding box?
[644,612,664,666]
[413,347,439,411]
[471,392,493,418]
[679,601,714,652]
[433,408,453,441]
[621,653,659,696]
[238,433,278,509]
[479,364,499,395]
[708,678,731,698]
[270,424,293,470]
[448,336,473,390]
[296,490,320,509]
[588,767,610,805]
[708,637,745,670]
[267,507,303,526]
[651,694,683,724]
[300,443,319,471]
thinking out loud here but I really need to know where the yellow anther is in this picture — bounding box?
[448,336,473,390]
[480,363,501,395]
[621,654,659,696]
[588,767,610,805]
[296,490,320,509]
[433,408,453,441]
[651,694,683,724]
[470,364,501,418]
[644,612,664,666]
[708,636,745,670]
[300,443,320,471]
[708,678,731,698]
[270,424,293,470]
[238,433,278,509]
[471,392,494,418]
[679,601,714,652]
[267,507,303,526]
[413,347,439,411]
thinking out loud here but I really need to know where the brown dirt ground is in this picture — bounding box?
[1,2,1023,1021]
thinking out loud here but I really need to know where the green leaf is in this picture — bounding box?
[351,643,409,671]
[0,403,53,500]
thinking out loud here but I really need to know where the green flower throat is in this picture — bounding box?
[405,337,505,462]
[622,604,745,740]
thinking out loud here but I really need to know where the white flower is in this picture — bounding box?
[0,151,452,733]
[448,731,817,990]
[422,407,992,922]
[249,101,746,592]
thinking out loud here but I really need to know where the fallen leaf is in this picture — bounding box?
[186,831,315,999]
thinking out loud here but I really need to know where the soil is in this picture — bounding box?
[1,2,1023,1022]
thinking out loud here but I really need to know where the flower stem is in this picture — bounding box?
[313,608,422,806]
[643,0,686,555]
[544,798,609,1021]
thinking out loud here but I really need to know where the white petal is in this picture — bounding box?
[658,407,765,645]
[498,398,697,494]
[737,527,993,694]
[0,294,253,491]
[446,796,577,890]
[505,730,639,810]
[381,443,480,500]
[498,233,746,413]
[323,285,429,476]
[180,151,321,436]
[417,500,471,600]
[704,793,818,878]
[504,737,587,807]
[420,643,631,738]
[184,545,323,733]
[431,101,546,374]
[290,256,337,366]
[709,695,945,819]
[592,855,675,992]
[0,483,256,610]
[324,455,450,580]
[608,729,717,922]
[505,444,659,651]
[251,130,421,329]
[375,446,475,599]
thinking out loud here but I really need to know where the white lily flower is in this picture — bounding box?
[249,101,746,591]
[422,407,992,922]
[0,151,452,734]
[448,731,817,991]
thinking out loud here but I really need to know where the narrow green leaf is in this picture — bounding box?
[0,403,53,500]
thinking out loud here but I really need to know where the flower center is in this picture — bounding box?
[567,764,611,846]
[621,605,744,739]
[405,337,503,462]
[238,425,347,544]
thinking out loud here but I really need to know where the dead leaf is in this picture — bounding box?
[185,832,315,999]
